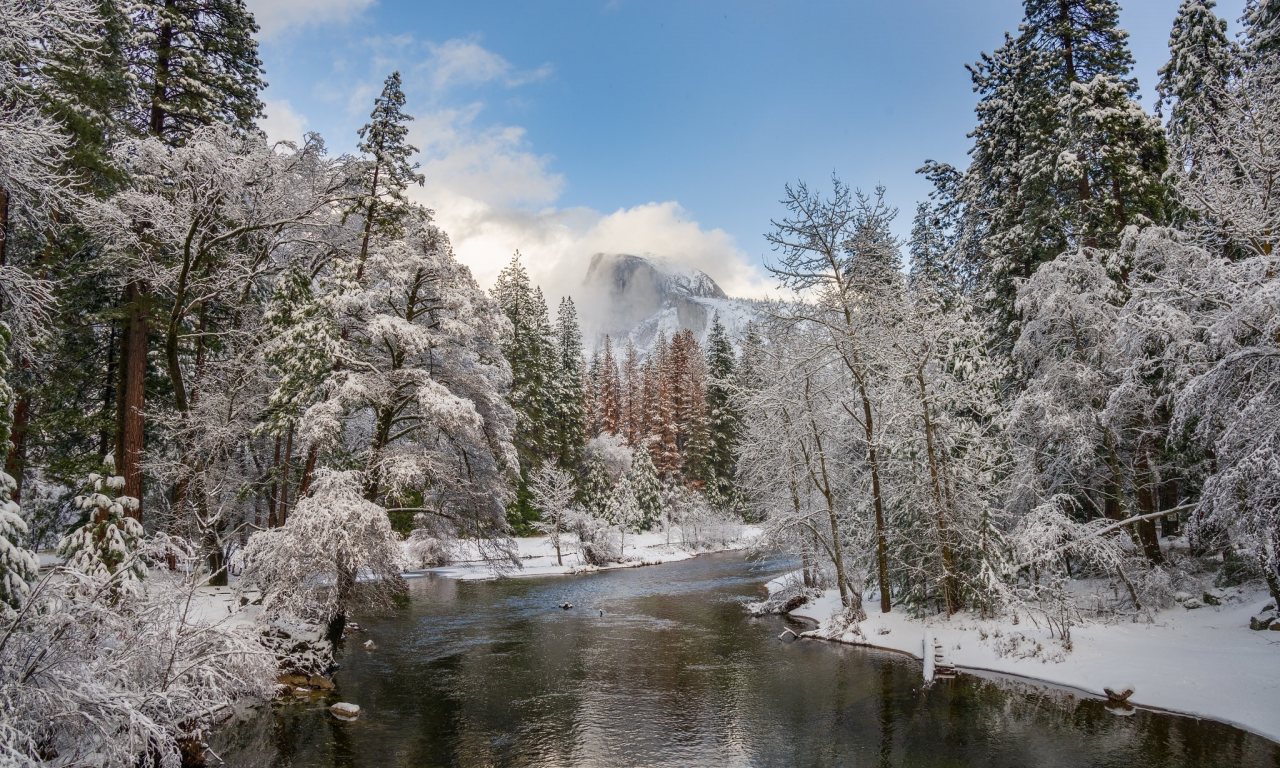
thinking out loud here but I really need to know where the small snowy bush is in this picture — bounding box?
[237,470,406,636]
[56,463,145,587]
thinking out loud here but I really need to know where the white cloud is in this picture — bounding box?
[258,98,308,145]
[411,106,564,208]
[419,38,553,93]
[415,184,774,307]
[247,0,376,39]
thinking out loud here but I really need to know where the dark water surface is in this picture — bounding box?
[215,552,1280,767]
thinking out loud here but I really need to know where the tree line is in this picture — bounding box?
[740,0,1280,631]
[490,254,743,535]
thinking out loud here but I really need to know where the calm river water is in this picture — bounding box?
[214,552,1280,767]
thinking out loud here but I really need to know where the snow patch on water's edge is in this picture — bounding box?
[773,575,1280,746]
[417,526,764,582]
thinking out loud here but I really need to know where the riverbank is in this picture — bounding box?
[772,576,1280,744]
[424,525,762,580]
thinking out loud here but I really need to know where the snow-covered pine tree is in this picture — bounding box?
[963,0,1163,341]
[650,333,682,479]
[598,335,621,435]
[0,323,37,613]
[550,297,587,473]
[603,474,640,556]
[963,33,1050,336]
[621,340,641,446]
[628,445,663,531]
[1242,0,1280,59]
[56,459,146,585]
[492,254,556,533]
[125,0,265,144]
[1055,73,1169,242]
[353,71,425,272]
[579,453,612,516]
[702,315,740,509]
[1157,0,1237,172]
[908,201,957,303]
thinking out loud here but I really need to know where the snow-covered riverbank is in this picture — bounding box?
[424,526,762,580]
[768,575,1280,744]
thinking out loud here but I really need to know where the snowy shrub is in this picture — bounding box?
[0,537,274,768]
[406,512,455,568]
[237,470,406,639]
[585,433,633,483]
[563,510,620,566]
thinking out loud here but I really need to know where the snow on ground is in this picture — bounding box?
[423,526,762,580]
[769,574,1280,743]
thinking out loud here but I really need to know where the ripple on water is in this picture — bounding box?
[213,552,1280,768]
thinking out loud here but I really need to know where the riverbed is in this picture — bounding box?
[214,552,1280,767]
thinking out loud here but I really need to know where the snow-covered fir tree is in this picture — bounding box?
[702,315,740,508]
[353,71,425,269]
[1156,0,1237,171]
[56,459,146,584]
[492,254,557,532]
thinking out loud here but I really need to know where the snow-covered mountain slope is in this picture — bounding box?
[579,253,761,352]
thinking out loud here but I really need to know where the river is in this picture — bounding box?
[214,552,1280,767]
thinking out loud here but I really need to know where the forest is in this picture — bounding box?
[0,0,1277,764]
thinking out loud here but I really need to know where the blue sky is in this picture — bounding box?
[247,0,1246,298]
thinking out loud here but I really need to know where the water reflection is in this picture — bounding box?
[215,553,1280,767]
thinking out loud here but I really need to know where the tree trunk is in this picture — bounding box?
[860,386,891,614]
[1134,449,1164,564]
[917,370,958,615]
[297,441,319,498]
[326,561,356,647]
[0,186,8,276]
[116,280,149,519]
[278,426,293,526]
[4,391,30,502]
[149,5,174,140]
[267,434,281,528]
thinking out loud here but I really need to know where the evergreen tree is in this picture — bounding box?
[56,458,145,584]
[620,340,641,445]
[550,297,587,473]
[0,324,38,613]
[962,0,1165,344]
[598,335,621,434]
[579,453,612,515]
[628,446,662,530]
[1056,73,1169,240]
[112,0,269,517]
[702,315,740,508]
[492,254,556,533]
[353,71,425,271]
[1021,0,1136,90]
[603,474,640,554]
[1242,0,1280,58]
[125,0,266,144]
[1157,0,1237,169]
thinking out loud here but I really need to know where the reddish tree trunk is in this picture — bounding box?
[116,280,149,519]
